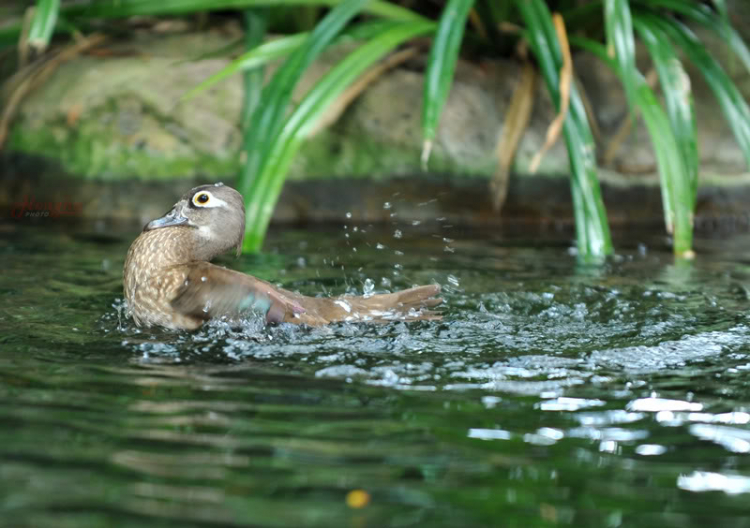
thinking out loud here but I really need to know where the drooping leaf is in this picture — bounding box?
[647,14,750,169]
[421,0,475,168]
[62,0,427,23]
[604,0,638,113]
[239,0,368,208]
[27,0,60,52]
[571,35,694,257]
[633,16,698,209]
[519,0,612,260]
[180,33,308,102]
[242,20,436,252]
[180,20,400,103]
[634,0,750,76]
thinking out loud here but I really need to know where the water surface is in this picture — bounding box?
[3,219,750,527]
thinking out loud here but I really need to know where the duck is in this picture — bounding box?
[123,183,442,330]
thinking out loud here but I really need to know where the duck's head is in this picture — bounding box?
[145,183,245,258]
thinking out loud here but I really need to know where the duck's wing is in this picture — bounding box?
[170,262,305,324]
[275,284,443,325]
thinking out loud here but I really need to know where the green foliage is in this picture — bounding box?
[519,0,613,261]
[604,0,637,115]
[421,0,474,167]
[28,0,60,52]
[634,16,698,244]
[6,0,750,258]
[242,19,435,252]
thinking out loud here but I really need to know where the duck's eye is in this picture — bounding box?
[193,193,210,206]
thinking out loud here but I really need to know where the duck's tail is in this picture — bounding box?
[286,284,443,325]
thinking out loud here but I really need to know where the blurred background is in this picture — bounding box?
[2,0,750,258]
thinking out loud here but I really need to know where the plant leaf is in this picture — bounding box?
[633,15,698,210]
[421,0,475,168]
[646,14,750,169]
[180,20,401,103]
[62,0,427,23]
[571,35,694,257]
[519,0,612,261]
[242,20,435,252]
[240,0,368,206]
[634,0,750,76]
[180,33,308,102]
[604,0,638,113]
[27,0,60,52]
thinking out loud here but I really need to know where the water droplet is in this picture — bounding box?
[447,274,460,287]
[412,220,421,226]
[363,278,375,297]
[376,243,385,250]
[394,230,402,239]
[345,212,352,219]
[383,202,392,210]
[394,250,404,256]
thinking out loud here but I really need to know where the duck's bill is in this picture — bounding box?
[145,209,190,231]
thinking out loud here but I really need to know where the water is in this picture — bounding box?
[3,219,750,527]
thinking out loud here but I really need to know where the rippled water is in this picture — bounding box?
[3,219,750,527]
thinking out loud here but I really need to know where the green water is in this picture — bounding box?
[3,219,750,527]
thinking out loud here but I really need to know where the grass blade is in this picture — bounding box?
[634,0,750,76]
[239,0,367,211]
[647,14,750,169]
[633,16,698,209]
[62,0,427,23]
[571,35,694,257]
[604,0,638,114]
[243,20,435,252]
[180,20,400,102]
[27,0,60,52]
[518,0,612,261]
[179,33,308,102]
[421,0,475,168]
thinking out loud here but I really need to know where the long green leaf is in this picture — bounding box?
[240,0,367,204]
[421,0,475,167]
[243,20,435,252]
[648,14,750,169]
[604,0,638,114]
[239,0,368,251]
[180,33,307,102]
[633,16,698,210]
[571,35,694,256]
[180,20,400,102]
[27,0,60,52]
[518,0,612,261]
[62,0,427,22]
[634,0,750,76]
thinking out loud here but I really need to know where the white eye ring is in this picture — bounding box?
[192,191,227,208]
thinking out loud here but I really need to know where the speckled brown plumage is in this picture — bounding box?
[123,184,442,330]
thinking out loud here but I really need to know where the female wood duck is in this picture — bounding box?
[123,184,442,330]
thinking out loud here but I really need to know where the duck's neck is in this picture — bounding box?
[136,228,201,268]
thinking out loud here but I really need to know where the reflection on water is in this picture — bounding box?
[3,221,750,526]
